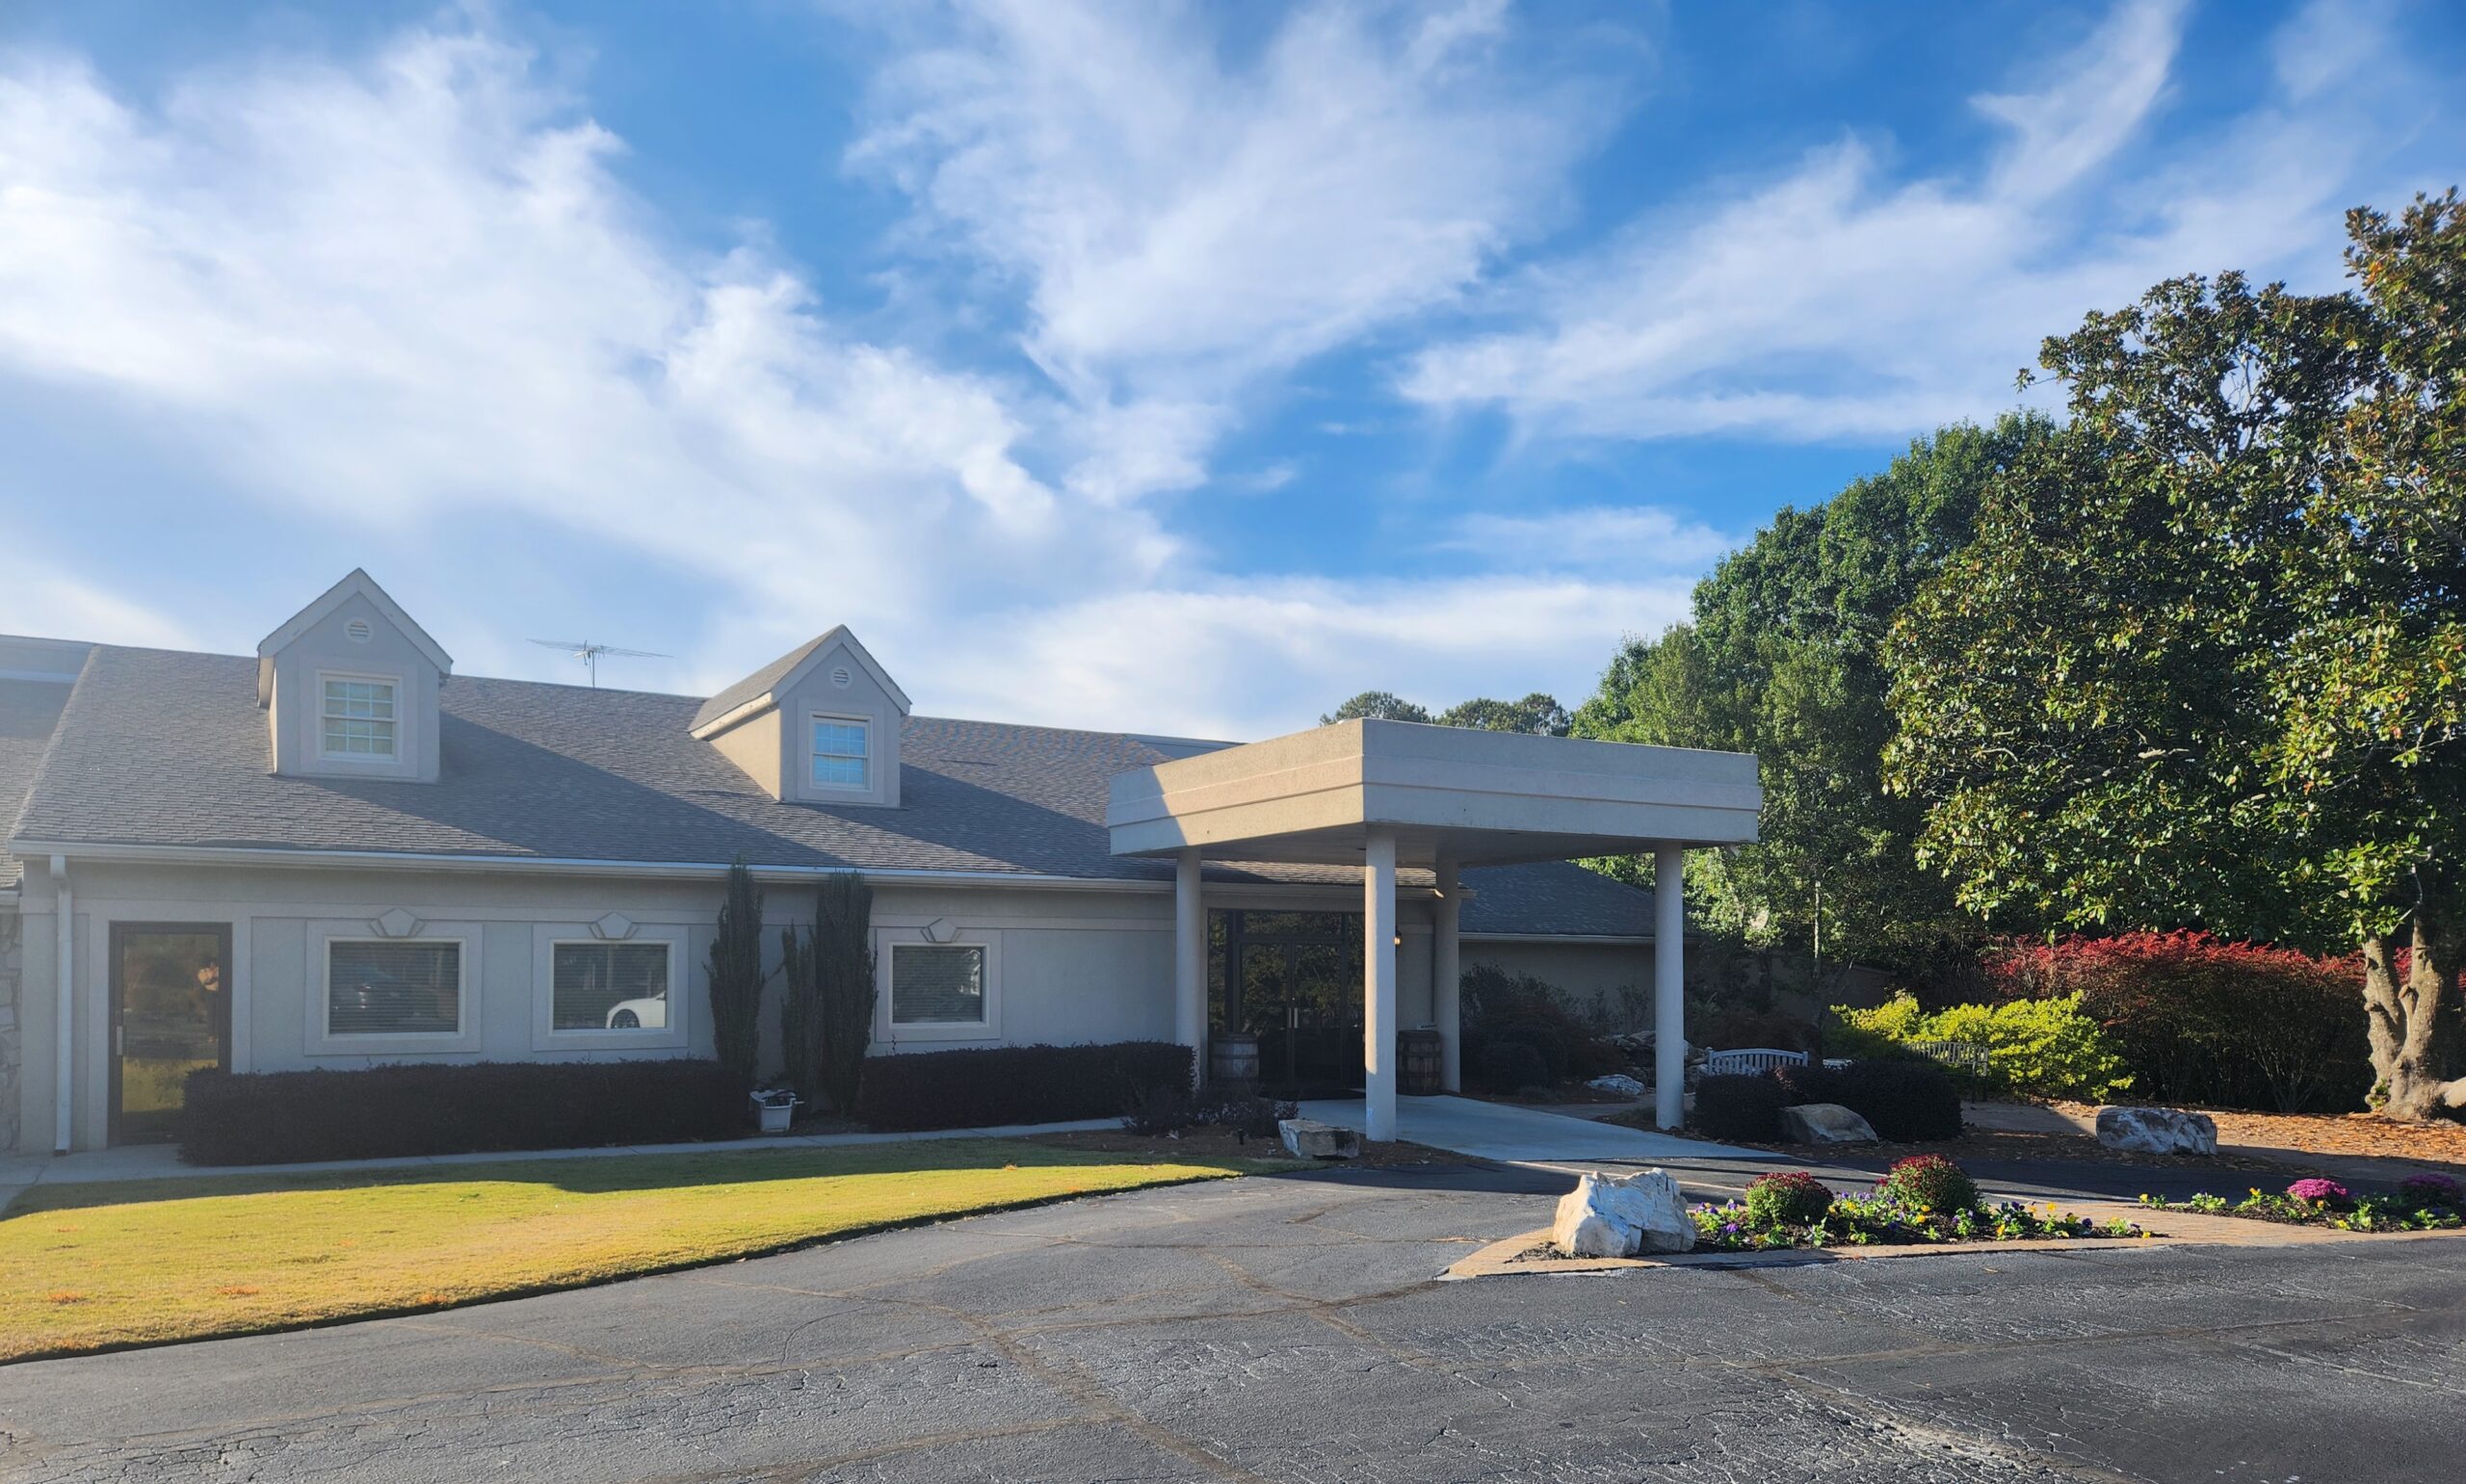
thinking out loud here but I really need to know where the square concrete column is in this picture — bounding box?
[1431,853,1461,1093]
[1363,827,1399,1142]
[1654,843,1687,1130]
[1174,847,1206,1087]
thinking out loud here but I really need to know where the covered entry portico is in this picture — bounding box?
[1109,719,1760,1140]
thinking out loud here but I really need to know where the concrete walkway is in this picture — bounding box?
[0,1118,1120,1205]
[1300,1093,1766,1167]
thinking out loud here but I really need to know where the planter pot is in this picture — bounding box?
[751,1092,797,1134]
[1210,1032,1261,1088]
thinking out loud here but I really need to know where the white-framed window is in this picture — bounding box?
[810,715,870,791]
[551,941,671,1031]
[325,938,461,1037]
[320,675,399,760]
[890,943,986,1026]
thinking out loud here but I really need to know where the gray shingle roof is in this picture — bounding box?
[9,644,1652,933]
[0,677,74,891]
[688,630,841,731]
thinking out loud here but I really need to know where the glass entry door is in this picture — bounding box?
[111,924,232,1143]
[1213,910,1363,1096]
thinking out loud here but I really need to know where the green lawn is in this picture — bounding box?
[2,1139,1265,1362]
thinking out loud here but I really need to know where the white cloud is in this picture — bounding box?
[0,536,192,650]
[1434,506,1736,572]
[934,573,1692,739]
[0,16,1653,739]
[1401,0,2436,443]
[847,0,1608,499]
[0,30,1136,680]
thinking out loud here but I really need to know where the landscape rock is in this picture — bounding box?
[1550,1169,1695,1258]
[1779,1103,1876,1144]
[1587,1073,1647,1096]
[1278,1117,1361,1159]
[2095,1105,2217,1157]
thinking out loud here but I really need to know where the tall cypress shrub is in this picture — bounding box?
[814,872,877,1114]
[778,920,822,1106]
[706,859,765,1088]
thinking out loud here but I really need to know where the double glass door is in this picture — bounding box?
[111,924,231,1143]
[1213,910,1363,1095]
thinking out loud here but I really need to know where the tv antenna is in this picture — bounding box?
[530,638,670,688]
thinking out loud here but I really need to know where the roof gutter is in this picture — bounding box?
[6,838,1170,893]
[1,839,1479,908]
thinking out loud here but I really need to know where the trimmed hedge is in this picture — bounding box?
[1783,1057,1963,1142]
[855,1041,1194,1133]
[1693,1073,1787,1141]
[177,1059,751,1166]
[1719,1056,1963,1144]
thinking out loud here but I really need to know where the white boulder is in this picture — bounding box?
[2095,1106,2217,1157]
[1587,1073,1647,1096]
[1278,1117,1361,1159]
[1551,1169,1696,1258]
[1779,1103,1877,1144]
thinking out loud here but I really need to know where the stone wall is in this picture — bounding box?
[0,908,19,1152]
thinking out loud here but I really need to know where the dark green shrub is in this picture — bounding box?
[1491,1018,1570,1081]
[1475,1040,1551,1093]
[1827,1057,1962,1140]
[855,1042,1194,1132]
[706,860,764,1086]
[1460,964,1620,1087]
[1877,1154,1979,1214]
[1744,1170,1835,1228]
[813,873,877,1114]
[1198,1089,1299,1142]
[178,1060,748,1165]
[1121,1080,1199,1135]
[1701,1007,1822,1054]
[1769,1060,1833,1106]
[1692,1074,1786,1141]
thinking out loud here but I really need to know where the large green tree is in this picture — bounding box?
[1319,690,1569,734]
[1574,415,2052,978]
[1886,194,2465,1118]
[1320,690,1430,724]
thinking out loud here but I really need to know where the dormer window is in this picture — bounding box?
[321,675,399,761]
[811,716,870,790]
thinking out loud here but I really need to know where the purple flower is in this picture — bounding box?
[2286,1178,2350,1205]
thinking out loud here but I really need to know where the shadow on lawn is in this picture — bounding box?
[6,1138,1267,1219]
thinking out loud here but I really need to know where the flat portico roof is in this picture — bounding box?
[1107,718,1760,868]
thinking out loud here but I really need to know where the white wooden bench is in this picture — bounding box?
[1701,1047,1809,1077]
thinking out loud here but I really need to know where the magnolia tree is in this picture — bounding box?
[1886,193,2465,1119]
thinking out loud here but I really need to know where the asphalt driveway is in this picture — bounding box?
[4,1164,2461,1483]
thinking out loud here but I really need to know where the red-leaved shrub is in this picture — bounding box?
[1980,932,2367,1113]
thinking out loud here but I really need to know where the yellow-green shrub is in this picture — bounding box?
[1832,992,2130,1101]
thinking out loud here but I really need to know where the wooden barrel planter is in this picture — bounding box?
[1399,1028,1443,1096]
[1210,1032,1261,1088]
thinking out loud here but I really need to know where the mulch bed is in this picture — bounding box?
[1023,1128,1487,1169]
[2047,1102,2466,1172]
[1727,1129,2297,1174]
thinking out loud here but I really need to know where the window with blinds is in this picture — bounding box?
[552,942,671,1030]
[327,940,460,1035]
[890,944,985,1025]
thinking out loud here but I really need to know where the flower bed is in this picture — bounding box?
[2138,1173,2465,1233]
[1691,1159,2147,1253]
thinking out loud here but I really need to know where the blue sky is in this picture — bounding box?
[2,0,2459,738]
